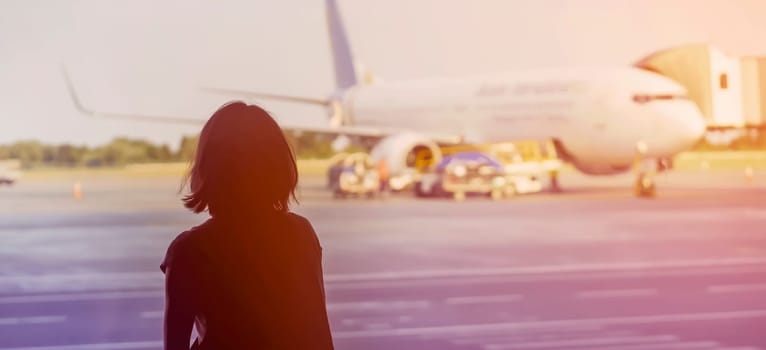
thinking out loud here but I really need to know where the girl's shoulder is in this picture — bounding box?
[285,212,313,229]
[171,219,216,247]
[284,212,321,252]
[161,219,215,273]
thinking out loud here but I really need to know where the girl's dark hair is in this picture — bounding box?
[182,101,298,215]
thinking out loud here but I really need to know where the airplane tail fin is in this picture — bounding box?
[327,0,357,90]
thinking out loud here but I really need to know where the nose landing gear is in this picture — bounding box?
[634,172,656,198]
[633,141,657,198]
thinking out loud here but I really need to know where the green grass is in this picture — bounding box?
[674,151,766,171]
[24,159,334,180]
[20,151,766,181]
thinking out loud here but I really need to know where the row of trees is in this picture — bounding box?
[0,139,179,168]
[4,130,762,169]
[0,131,356,169]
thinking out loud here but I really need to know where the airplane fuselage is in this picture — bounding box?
[341,67,706,173]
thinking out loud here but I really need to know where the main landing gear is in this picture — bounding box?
[548,170,561,193]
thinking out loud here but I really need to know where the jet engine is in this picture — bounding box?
[368,132,442,190]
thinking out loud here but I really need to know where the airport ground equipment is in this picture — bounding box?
[0,159,22,185]
[415,151,542,200]
[327,152,380,198]
[492,140,562,192]
[415,139,559,196]
[418,139,562,189]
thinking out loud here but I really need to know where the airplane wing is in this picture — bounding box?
[68,100,460,143]
[63,67,463,144]
[277,122,462,144]
[202,87,331,106]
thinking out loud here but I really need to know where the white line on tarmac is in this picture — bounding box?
[2,257,765,294]
[445,294,524,305]
[0,341,162,350]
[324,257,766,283]
[364,322,392,330]
[706,283,766,294]
[0,272,161,293]
[0,316,67,326]
[332,309,766,339]
[484,334,678,350]
[139,299,432,320]
[447,325,609,346]
[327,300,431,312]
[0,272,159,284]
[563,341,720,350]
[0,290,163,304]
[325,264,765,291]
[575,288,658,299]
[139,311,163,319]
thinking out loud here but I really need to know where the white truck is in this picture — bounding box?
[0,160,22,185]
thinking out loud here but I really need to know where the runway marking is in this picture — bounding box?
[0,290,163,304]
[706,283,766,294]
[324,257,766,283]
[0,341,162,350]
[483,334,678,350]
[445,294,524,305]
[364,322,392,330]
[575,288,658,299]
[558,341,720,350]
[139,311,163,319]
[0,316,67,326]
[326,264,766,291]
[447,325,609,345]
[3,257,765,294]
[0,272,159,283]
[327,300,431,312]
[0,272,161,293]
[332,309,766,339]
[139,299,431,320]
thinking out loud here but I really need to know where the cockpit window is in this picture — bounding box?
[632,94,688,104]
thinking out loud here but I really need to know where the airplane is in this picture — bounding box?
[64,0,707,195]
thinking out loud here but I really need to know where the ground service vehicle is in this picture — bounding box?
[327,152,380,198]
[415,151,543,200]
[0,160,22,185]
[440,152,508,201]
[414,139,559,199]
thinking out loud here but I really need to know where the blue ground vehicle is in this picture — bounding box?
[415,151,543,200]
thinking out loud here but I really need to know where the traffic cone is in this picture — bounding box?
[73,181,83,200]
[745,166,754,184]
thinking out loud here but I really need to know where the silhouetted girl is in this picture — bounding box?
[162,102,334,349]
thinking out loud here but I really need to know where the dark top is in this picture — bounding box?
[161,212,334,349]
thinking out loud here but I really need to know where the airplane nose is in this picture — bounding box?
[652,99,707,153]
[680,102,707,147]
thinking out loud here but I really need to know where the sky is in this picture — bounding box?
[2,0,766,149]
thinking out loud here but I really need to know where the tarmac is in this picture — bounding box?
[0,169,765,349]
